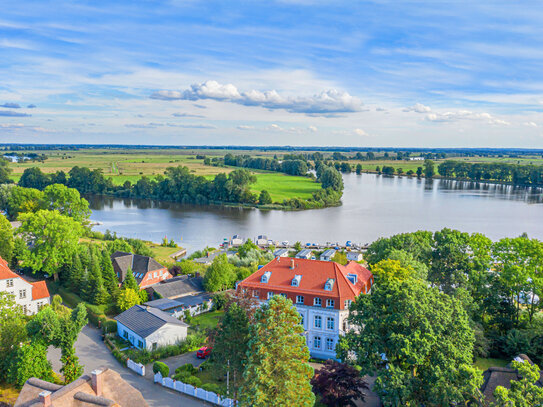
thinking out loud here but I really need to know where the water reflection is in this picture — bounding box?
[87,173,543,252]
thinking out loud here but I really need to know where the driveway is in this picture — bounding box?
[144,351,205,380]
[48,325,208,407]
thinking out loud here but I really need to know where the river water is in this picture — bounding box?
[87,173,543,253]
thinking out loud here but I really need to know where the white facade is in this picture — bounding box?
[230,235,243,246]
[347,252,363,262]
[117,321,188,351]
[0,275,49,315]
[296,304,348,360]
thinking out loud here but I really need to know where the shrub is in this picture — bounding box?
[202,383,221,393]
[184,376,202,388]
[153,361,169,377]
[173,371,191,381]
[102,320,118,334]
[175,363,197,375]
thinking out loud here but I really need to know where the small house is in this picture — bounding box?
[347,251,363,262]
[115,305,188,350]
[0,257,50,315]
[146,274,204,300]
[111,251,171,289]
[295,249,313,259]
[273,248,289,258]
[230,235,244,246]
[145,293,213,318]
[320,249,336,262]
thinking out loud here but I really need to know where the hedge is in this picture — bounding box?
[183,376,202,388]
[153,361,169,377]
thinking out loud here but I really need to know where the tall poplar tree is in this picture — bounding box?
[240,295,314,407]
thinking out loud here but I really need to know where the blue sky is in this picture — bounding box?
[1,1,543,147]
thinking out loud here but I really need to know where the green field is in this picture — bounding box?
[6,148,322,202]
[474,357,509,371]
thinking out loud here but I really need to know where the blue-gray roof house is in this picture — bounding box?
[115,305,188,350]
[144,293,213,318]
[320,249,336,261]
[295,249,313,259]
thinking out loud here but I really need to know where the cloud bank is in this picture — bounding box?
[150,80,364,115]
[0,110,31,117]
[405,103,509,126]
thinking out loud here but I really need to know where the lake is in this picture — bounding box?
[87,173,543,253]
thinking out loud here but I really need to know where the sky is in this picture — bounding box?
[1,1,543,147]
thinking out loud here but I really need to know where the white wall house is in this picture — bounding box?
[0,257,50,315]
[238,257,374,360]
[115,305,188,350]
[347,252,363,262]
[319,249,336,262]
[230,235,244,246]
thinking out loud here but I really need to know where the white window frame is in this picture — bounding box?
[19,289,26,299]
[267,291,274,300]
[314,336,321,349]
[253,290,259,298]
[326,299,335,308]
[326,338,334,351]
[6,279,13,288]
[344,300,352,309]
[326,317,335,330]
[296,295,304,304]
[314,315,322,328]
[314,297,322,307]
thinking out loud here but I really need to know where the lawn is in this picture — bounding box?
[190,310,224,331]
[474,357,509,371]
[250,172,321,202]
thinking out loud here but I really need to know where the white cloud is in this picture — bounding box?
[150,80,364,115]
[308,125,318,132]
[425,110,510,125]
[403,103,432,113]
[237,125,254,130]
[354,128,370,136]
[524,121,538,127]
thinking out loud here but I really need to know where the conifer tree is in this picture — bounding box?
[100,250,119,299]
[86,252,108,305]
[240,295,314,406]
[122,267,139,291]
[70,252,84,294]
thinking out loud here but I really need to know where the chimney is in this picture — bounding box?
[39,391,52,407]
[91,369,103,396]
[290,259,295,270]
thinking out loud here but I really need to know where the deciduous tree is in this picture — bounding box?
[240,295,314,407]
[311,360,368,407]
[0,214,14,262]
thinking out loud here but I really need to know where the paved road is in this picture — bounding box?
[48,325,207,407]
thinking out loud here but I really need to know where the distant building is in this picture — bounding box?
[115,305,188,350]
[238,258,373,360]
[15,368,149,407]
[319,249,336,262]
[481,355,542,405]
[111,251,171,289]
[230,235,244,246]
[295,249,313,259]
[146,274,204,300]
[193,250,223,265]
[145,293,213,318]
[409,156,425,161]
[273,248,289,258]
[0,257,50,315]
[255,235,268,246]
[347,251,363,262]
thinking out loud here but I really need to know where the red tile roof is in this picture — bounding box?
[0,256,19,280]
[238,258,373,309]
[31,281,50,300]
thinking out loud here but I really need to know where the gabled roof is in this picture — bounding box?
[239,258,373,301]
[147,275,204,299]
[145,293,213,311]
[320,249,336,257]
[0,256,19,280]
[114,305,188,338]
[31,281,50,300]
[111,251,165,284]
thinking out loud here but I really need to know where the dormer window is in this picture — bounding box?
[292,275,302,287]
[324,278,335,291]
[261,271,272,283]
[347,274,358,284]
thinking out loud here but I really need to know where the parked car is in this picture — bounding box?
[196,346,212,359]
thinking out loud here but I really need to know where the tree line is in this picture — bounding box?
[13,163,344,209]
